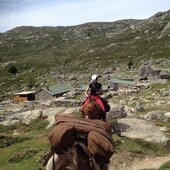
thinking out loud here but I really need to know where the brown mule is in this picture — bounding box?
[46,141,106,170]
[82,101,106,121]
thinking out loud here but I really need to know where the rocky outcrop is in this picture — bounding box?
[11,110,43,125]
[144,110,170,122]
[159,70,170,79]
[0,107,80,127]
[51,98,82,107]
[135,101,145,112]
[138,65,161,78]
[0,119,19,126]
[138,65,170,80]
[0,110,42,126]
[112,118,169,145]
[159,88,170,96]
[107,104,127,119]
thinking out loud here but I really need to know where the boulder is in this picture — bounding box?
[107,104,127,119]
[159,70,170,79]
[103,68,113,74]
[138,65,161,78]
[112,118,169,145]
[159,88,170,96]
[144,110,169,122]
[11,110,42,125]
[0,119,19,126]
[68,75,77,80]
[135,101,145,112]
[165,112,170,119]
[102,92,113,100]
[138,65,154,77]
[42,107,80,117]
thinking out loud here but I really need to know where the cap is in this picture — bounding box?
[91,74,98,81]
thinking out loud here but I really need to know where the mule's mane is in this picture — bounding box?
[55,143,91,170]
[56,149,74,170]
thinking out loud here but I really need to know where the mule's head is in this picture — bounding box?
[55,144,91,170]
[55,149,77,170]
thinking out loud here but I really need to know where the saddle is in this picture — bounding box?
[82,96,110,113]
[48,115,114,164]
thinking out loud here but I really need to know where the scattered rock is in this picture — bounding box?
[135,101,145,112]
[68,75,77,80]
[103,68,113,74]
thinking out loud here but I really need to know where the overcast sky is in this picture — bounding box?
[0,0,169,32]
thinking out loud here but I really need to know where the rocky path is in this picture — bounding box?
[128,154,170,170]
[109,154,170,170]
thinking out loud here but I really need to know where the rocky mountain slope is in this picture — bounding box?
[0,10,170,95]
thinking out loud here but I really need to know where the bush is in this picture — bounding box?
[127,59,134,69]
[8,65,17,75]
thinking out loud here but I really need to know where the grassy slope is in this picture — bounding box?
[0,12,170,95]
[0,116,169,169]
[0,119,51,170]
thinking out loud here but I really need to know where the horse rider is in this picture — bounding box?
[81,74,106,114]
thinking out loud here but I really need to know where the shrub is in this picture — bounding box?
[127,59,134,69]
[159,161,170,170]
[8,65,17,75]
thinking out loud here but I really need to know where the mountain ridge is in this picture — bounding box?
[0,9,170,94]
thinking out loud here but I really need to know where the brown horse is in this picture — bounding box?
[46,142,106,170]
[82,100,106,121]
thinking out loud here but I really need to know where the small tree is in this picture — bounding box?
[8,65,17,75]
[27,75,36,88]
[128,60,134,69]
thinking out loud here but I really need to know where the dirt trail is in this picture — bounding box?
[109,154,170,170]
[128,154,170,170]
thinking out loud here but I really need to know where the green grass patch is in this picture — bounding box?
[0,136,49,169]
[151,120,170,127]
[113,135,170,156]
[0,119,50,136]
[8,148,38,163]
[150,82,170,92]
[26,118,49,132]
[141,168,158,170]
[159,161,170,170]
[142,104,170,114]
[0,123,21,133]
[0,135,31,148]
[0,118,51,169]
[152,104,170,112]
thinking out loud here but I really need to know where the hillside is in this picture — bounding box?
[0,10,170,96]
[0,8,170,168]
